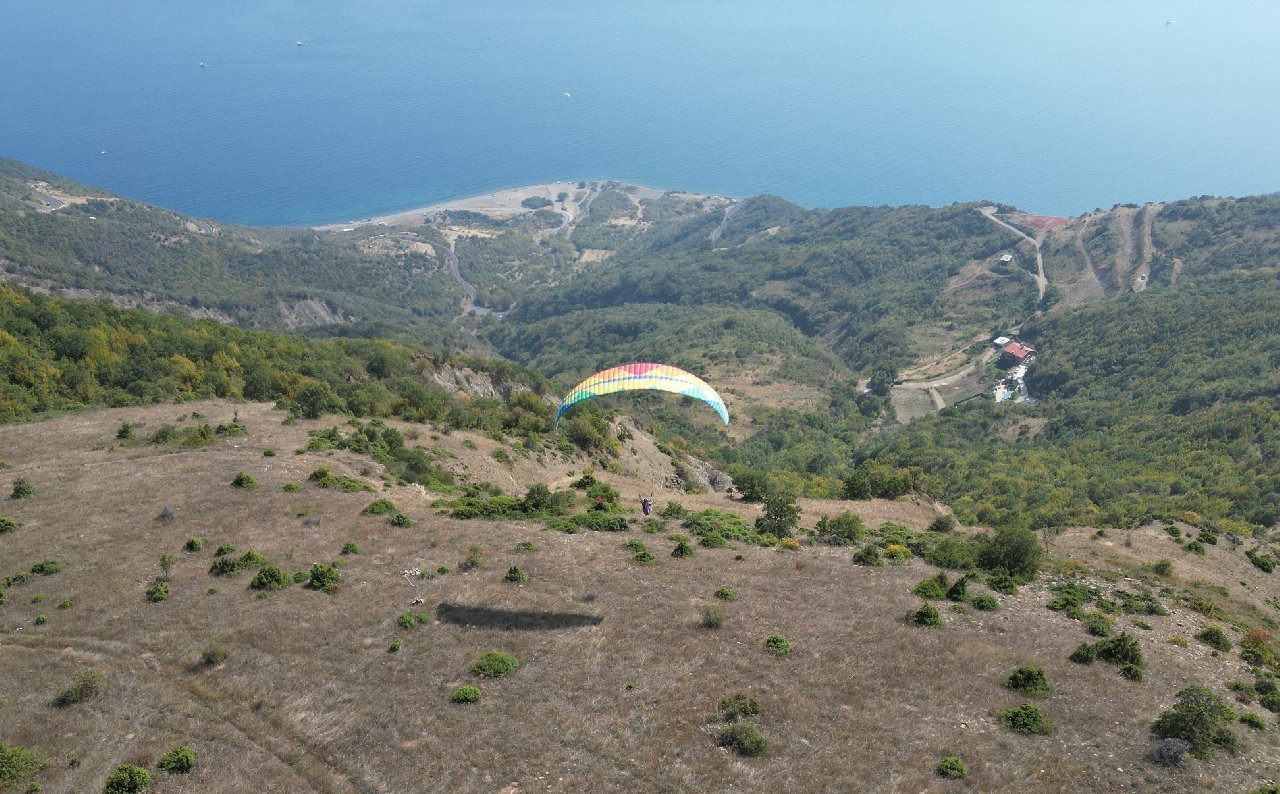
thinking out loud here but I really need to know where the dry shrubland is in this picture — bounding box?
[1,400,1278,792]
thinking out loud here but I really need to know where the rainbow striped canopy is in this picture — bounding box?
[556,363,729,425]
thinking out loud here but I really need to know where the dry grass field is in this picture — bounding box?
[2,401,1279,792]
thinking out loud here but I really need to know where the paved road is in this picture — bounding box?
[23,183,65,210]
[709,201,741,242]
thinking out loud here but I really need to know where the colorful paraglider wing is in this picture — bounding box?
[556,363,729,425]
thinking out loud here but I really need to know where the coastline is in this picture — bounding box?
[313,182,591,231]
[312,180,702,231]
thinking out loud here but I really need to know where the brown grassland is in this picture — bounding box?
[1,401,1278,792]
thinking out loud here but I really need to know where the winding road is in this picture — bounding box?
[980,206,1047,301]
[709,200,741,242]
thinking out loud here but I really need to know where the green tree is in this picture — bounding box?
[755,490,800,537]
[978,527,1042,581]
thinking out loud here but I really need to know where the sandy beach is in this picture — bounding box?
[313,181,680,231]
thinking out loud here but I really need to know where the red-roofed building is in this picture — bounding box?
[1001,341,1035,366]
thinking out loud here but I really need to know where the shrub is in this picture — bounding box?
[764,634,792,656]
[505,566,528,583]
[1084,611,1114,637]
[701,606,725,629]
[946,576,969,602]
[308,563,340,592]
[923,537,979,570]
[388,638,402,652]
[0,741,46,789]
[33,615,46,625]
[814,512,864,545]
[208,557,240,576]
[1120,663,1144,681]
[1241,631,1278,667]
[717,692,762,722]
[102,764,152,793]
[1004,666,1051,697]
[201,641,229,666]
[1070,643,1098,664]
[183,538,204,553]
[852,544,883,566]
[156,745,196,774]
[236,550,268,569]
[1001,703,1054,735]
[909,603,944,628]
[714,587,736,602]
[459,545,489,572]
[9,479,36,500]
[249,564,291,591]
[716,723,768,757]
[1246,549,1274,573]
[1149,737,1194,768]
[928,515,957,533]
[52,668,102,707]
[472,651,520,678]
[282,482,300,492]
[1260,692,1280,713]
[978,527,1042,581]
[969,592,1000,611]
[912,572,949,600]
[1152,685,1240,758]
[361,498,397,515]
[340,540,361,555]
[515,541,538,553]
[986,573,1020,595]
[0,516,19,534]
[230,472,258,489]
[632,550,658,565]
[145,581,170,602]
[1096,633,1144,668]
[30,560,60,575]
[451,685,482,703]
[214,542,235,557]
[390,512,413,528]
[935,756,966,779]
[671,540,695,558]
[1239,712,1267,730]
[883,543,913,564]
[1153,559,1174,577]
[1196,626,1232,652]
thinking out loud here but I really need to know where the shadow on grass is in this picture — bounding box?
[436,602,603,630]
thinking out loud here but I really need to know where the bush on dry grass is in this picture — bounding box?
[145,581,170,602]
[912,572,949,600]
[935,756,966,778]
[1001,703,1054,735]
[52,668,103,708]
[701,606,725,629]
[714,587,736,602]
[0,516,19,534]
[1151,685,1240,758]
[716,692,762,722]
[909,603,944,628]
[472,651,520,678]
[361,498,397,515]
[308,563,340,592]
[852,544,883,566]
[102,763,152,793]
[717,724,768,757]
[1004,666,1051,697]
[1196,626,1232,652]
[451,685,482,703]
[764,634,792,656]
[9,478,36,500]
[230,472,258,489]
[505,566,528,583]
[201,641,229,667]
[672,539,694,558]
[459,545,489,572]
[156,745,196,774]
[0,741,46,789]
[250,564,291,591]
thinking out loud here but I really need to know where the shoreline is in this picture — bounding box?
[312,180,717,231]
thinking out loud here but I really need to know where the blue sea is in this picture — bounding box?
[2,1,1278,226]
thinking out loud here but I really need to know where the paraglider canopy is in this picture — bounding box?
[556,363,729,425]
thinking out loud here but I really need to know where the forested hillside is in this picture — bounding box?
[855,270,1280,531]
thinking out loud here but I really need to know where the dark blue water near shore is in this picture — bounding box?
[2,1,1278,225]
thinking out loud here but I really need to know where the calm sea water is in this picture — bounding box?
[2,1,1278,226]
